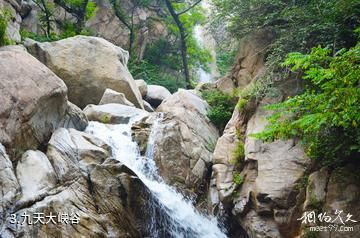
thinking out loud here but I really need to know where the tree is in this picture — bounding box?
[54,0,97,33]
[255,39,360,165]
[34,0,55,37]
[212,0,360,73]
[164,0,202,88]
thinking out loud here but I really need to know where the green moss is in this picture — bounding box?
[236,98,248,112]
[307,196,324,214]
[231,140,244,168]
[0,8,13,46]
[100,114,111,124]
[233,172,244,186]
[296,174,309,190]
[303,228,320,238]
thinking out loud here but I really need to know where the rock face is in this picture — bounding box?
[16,150,57,201]
[0,49,68,157]
[0,128,166,238]
[213,29,275,93]
[145,85,172,108]
[84,104,149,124]
[99,88,135,107]
[154,89,219,197]
[0,143,19,216]
[135,79,148,98]
[0,0,22,43]
[24,36,144,109]
[59,101,89,131]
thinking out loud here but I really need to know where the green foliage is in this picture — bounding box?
[216,49,237,76]
[231,140,245,168]
[85,1,97,20]
[303,229,320,238]
[201,89,237,132]
[212,0,360,72]
[21,22,93,42]
[233,172,244,186]
[0,8,13,46]
[255,42,360,165]
[129,60,186,93]
[297,174,309,190]
[308,196,324,214]
[236,98,248,112]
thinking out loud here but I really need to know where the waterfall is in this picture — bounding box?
[193,0,220,83]
[85,114,227,238]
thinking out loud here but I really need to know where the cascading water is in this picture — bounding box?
[85,114,227,238]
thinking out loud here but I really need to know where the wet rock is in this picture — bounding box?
[84,104,149,124]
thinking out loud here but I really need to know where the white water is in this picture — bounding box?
[193,1,220,83]
[85,115,227,238]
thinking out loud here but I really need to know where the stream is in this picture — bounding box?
[85,114,227,238]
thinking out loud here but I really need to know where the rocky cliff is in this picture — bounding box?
[207,30,360,238]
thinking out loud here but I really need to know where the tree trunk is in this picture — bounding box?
[164,0,191,88]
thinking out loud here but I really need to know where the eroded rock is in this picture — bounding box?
[0,49,68,157]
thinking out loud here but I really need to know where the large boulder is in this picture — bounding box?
[0,49,68,157]
[16,150,57,201]
[0,128,168,237]
[145,85,171,108]
[59,101,89,131]
[0,0,22,43]
[0,144,19,216]
[84,104,149,124]
[153,89,219,197]
[135,79,148,98]
[24,36,144,109]
[99,88,135,107]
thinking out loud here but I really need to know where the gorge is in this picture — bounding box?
[0,0,359,238]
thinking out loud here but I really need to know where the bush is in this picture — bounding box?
[254,40,360,166]
[201,89,236,132]
[129,60,186,93]
[231,141,244,169]
[233,173,244,186]
[217,49,237,76]
[0,8,13,46]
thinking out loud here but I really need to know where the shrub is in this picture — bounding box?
[0,8,13,46]
[254,40,360,165]
[129,60,186,93]
[231,140,244,169]
[201,89,236,132]
[233,172,244,186]
[217,49,237,76]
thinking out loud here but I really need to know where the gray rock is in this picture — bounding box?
[143,100,154,112]
[0,144,19,215]
[145,85,171,108]
[84,103,149,124]
[135,79,148,98]
[60,101,89,131]
[24,36,144,109]
[99,88,135,107]
[153,90,219,197]
[0,48,68,158]
[16,150,56,201]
